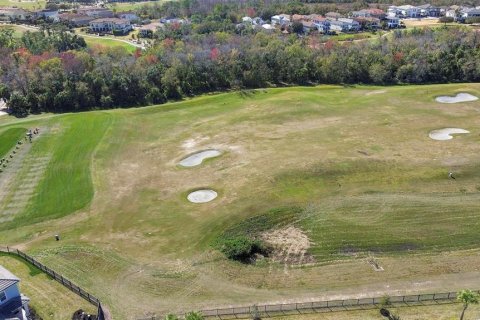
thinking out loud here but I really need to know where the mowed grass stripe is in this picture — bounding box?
[0,127,26,159]
[16,113,112,224]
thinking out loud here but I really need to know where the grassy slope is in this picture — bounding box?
[0,85,480,318]
[0,127,25,158]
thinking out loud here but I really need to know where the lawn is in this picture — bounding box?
[83,36,138,54]
[0,0,44,9]
[0,253,95,319]
[0,127,25,158]
[0,84,480,318]
[107,0,165,11]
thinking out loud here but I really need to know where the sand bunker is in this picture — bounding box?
[435,93,478,104]
[187,189,217,203]
[429,128,470,141]
[179,149,221,167]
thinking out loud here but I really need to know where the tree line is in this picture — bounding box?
[1,26,480,117]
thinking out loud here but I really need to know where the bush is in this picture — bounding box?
[217,235,267,262]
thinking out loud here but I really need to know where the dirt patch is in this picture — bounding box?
[261,226,315,265]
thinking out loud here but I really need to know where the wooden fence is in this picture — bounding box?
[0,246,110,320]
[139,290,474,320]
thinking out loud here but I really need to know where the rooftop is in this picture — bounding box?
[0,265,19,292]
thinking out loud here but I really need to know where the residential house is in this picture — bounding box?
[353,16,380,30]
[0,8,30,21]
[34,9,59,22]
[338,18,360,31]
[387,6,402,17]
[301,20,318,34]
[460,7,480,19]
[139,22,163,37]
[59,13,95,26]
[0,265,30,320]
[261,23,275,32]
[325,12,343,20]
[418,4,441,17]
[291,14,308,22]
[252,17,264,25]
[89,18,132,34]
[78,7,114,19]
[351,8,385,19]
[397,5,421,18]
[271,14,290,26]
[307,14,330,33]
[445,9,458,18]
[117,11,139,22]
[161,17,187,24]
[328,18,360,32]
[387,16,400,28]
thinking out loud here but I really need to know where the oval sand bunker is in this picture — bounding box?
[429,128,470,141]
[435,93,478,104]
[187,190,218,203]
[179,150,221,167]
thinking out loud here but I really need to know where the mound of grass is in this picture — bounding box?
[215,207,301,262]
[0,127,26,159]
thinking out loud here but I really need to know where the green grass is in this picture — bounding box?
[84,36,138,54]
[1,84,480,318]
[107,0,165,11]
[0,254,95,319]
[0,0,45,9]
[17,113,111,224]
[0,127,25,158]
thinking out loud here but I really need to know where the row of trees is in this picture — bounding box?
[1,26,480,116]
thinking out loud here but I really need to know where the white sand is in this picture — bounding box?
[187,190,217,203]
[435,93,478,104]
[179,149,221,167]
[429,128,470,141]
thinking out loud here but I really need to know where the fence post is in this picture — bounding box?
[6,246,9,253]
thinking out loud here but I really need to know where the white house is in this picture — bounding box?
[271,14,290,26]
[460,7,480,19]
[387,16,400,28]
[0,265,30,320]
[397,5,421,18]
[89,18,132,34]
[307,14,330,33]
[338,18,360,31]
[445,9,458,18]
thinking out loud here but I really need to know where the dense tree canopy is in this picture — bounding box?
[1,26,480,116]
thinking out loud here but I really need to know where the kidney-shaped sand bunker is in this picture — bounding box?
[179,149,222,167]
[435,93,478,104]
